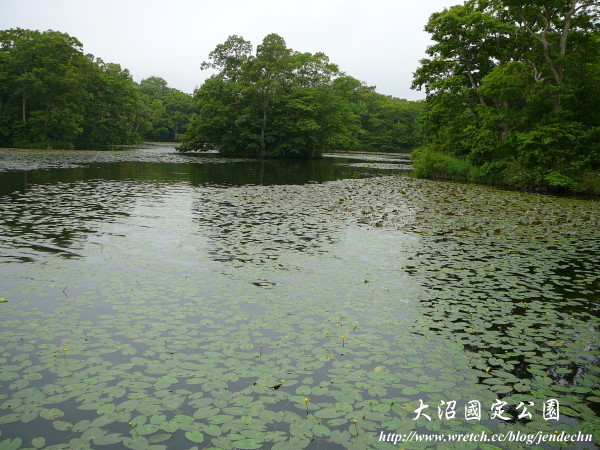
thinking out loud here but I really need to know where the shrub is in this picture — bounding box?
[412,145,472,181]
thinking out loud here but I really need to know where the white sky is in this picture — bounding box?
[0,0,459,100]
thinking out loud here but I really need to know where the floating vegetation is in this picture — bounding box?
[0,146,598,448]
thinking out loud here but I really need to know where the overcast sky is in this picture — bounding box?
[1,0,459,100]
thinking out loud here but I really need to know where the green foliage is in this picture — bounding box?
[412,145,472,181]
[139,76,194,141]
[0,28,160,149]
[76,61,144,149]
[0,28,421,154]
[513,122,589,171]
[0,28,87,148]
[182,76,257,155]
[543,171,577,191]
[355,92,425,152]
[181,34,358,158]
[182,34,423,157]
[470,159,510,185]
[412,0,600,193]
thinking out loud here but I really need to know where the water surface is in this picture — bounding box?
[0,144,598,449]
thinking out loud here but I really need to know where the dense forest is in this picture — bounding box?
[179,34,424,157]
[0,28,423,155]
[412,0,599,192]
[0,29,193,149]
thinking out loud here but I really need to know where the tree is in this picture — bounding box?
[0,28,89,147]
[76,60,145,148]
[139,76,194,141]
[250,34,294,158]
[497,0,600,111]
[181,34,359,158]
[412,2,515,105]
[0,28,148,149]
[355,92,425,152]
[411,0,599,192]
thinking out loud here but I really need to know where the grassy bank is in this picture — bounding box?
[411,145,600,195]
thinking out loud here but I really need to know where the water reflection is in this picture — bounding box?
[0,147,399,196]
[0,146,407,266]
[191,184,343,265]
[0,181,142,263]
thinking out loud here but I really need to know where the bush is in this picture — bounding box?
[469,160,509,185]
[580,174,600,195]
[412,145,472,181]
[543,171,577,191]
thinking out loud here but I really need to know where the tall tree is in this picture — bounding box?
[250,34,294,158]
[498,0,599,111]
[76,60,144,148]
[411,0,599,192]
[181,34,358,158]
[0,28,88,147]
[412,2,514,105]
[0,28,148,149]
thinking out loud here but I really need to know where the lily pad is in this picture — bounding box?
[184,430,204,444]
[31,437,46,448]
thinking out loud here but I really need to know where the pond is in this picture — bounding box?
[0,144,598,449]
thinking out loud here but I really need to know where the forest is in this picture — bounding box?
[412,0,599,192]
[179,34,424,157]
[0,28,194,149]
[0,29,422,156]
[1,0,599,192]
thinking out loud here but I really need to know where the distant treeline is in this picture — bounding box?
[411,0,599,193]
[0,28,424,154]
[0,29,194,149]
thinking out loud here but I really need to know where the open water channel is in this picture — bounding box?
[0,144,598,449]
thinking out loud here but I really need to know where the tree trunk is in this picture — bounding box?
[22,93,27,123]
[465,63,486,106]
[259,104,267,158]
[44,105,49,135]
[553,93,562,112]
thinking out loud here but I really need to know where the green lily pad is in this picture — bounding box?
[203,424,222,436]
[314,408,343,419]
[97,403,116,415]
[184,430,204,443]
[40,408,64,420]
[123,435,149,449]
[0,438,22,450]
[93,433,123,445]
[147,433,172,443]
[24,372,42,381]
[31,437,46,448]
[161,421,178,433]
[0,414,20,425]
[233,438,263,449]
